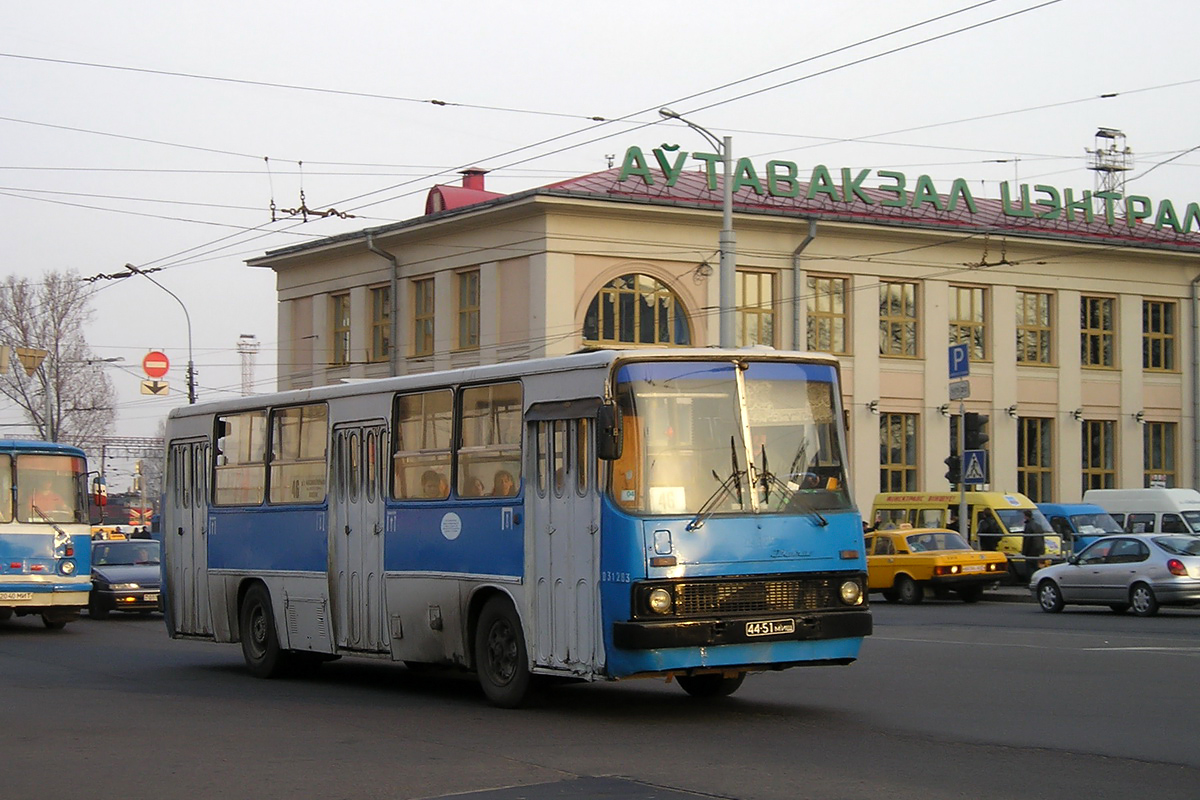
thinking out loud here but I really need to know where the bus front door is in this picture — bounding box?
[329,423,389,653]
[165,439,212,637]
[531,418,601,674]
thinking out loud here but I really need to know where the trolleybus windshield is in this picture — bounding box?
[612,359,851,517]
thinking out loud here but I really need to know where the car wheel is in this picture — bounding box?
[1037,580,1064,613]
[41,612,70,629]
[896,575,924,605]
[957,586,985,604]
[239,583,289,678]
[474,595,536,708]
[1130,583,1160,617]
[88,594,110,620]
[677,672,746,698]
[1108,603,1130,614]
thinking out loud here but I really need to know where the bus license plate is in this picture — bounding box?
[746,619,795,637]
[144,593,159,603]
[0,592,34,601]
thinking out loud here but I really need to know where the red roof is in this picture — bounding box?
[425,184,505,215]
[537,168,1200,254]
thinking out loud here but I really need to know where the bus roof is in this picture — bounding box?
[166,347,842,421]
[0,440,87,458]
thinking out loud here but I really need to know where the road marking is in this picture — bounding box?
[873,636,1200,656]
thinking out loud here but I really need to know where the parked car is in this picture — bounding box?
[865,527,1008,604]
[1030,534,1200,616]
[1082,488,1200,534]
[88,539,162,619]
[1037,502,1123,554]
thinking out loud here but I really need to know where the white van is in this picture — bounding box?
[1081,488,1200,534]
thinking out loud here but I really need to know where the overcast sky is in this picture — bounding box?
[3,0,1197,475]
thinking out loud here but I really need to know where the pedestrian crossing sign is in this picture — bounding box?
[963,449,988,485]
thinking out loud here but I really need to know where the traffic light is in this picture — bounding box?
[964,412,989,450]
[944,455,961,484]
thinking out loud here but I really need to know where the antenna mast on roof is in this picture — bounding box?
[1087,127,1133,213]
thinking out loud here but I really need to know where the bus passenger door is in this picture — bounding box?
[531,418,601,674]
[329,423,389,653]
[165,439,212,637]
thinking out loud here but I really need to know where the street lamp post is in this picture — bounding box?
[659,108,737,348]
[125,264,197,404]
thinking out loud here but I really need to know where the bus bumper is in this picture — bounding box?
[612,609,872,650]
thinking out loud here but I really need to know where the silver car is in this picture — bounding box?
[1029,534,1200,616]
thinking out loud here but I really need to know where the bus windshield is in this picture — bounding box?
[15,453,87,524]
[611,359,852,517]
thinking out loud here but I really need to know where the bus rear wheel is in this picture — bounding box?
[676,672,746,698]
[474,596,535,708]
[239,584,289,678]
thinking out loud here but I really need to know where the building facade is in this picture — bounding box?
[249,157,1200,505]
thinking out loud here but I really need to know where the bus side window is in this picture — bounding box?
[575,419,590,496]
[552,420,567,498]
[611,415,641,510]
[535,422,547,498]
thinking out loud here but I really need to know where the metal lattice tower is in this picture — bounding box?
[236,334,260,396]
[1087,128,1134,208]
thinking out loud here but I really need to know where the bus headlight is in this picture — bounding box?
[648,588,673,614]
[839,580,863,606]
[59,560,76,576]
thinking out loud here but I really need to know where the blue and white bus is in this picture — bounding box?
[0,439,92,628]
[162,349,870,706]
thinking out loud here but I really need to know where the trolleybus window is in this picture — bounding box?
[15,453,87,523]
[459,382,522,498]
[611,360,851,516]
[393,389,453,500]
[0,455,11,523]
[214,410,267,506]
[576,418,590,496]
[269,404,328,504]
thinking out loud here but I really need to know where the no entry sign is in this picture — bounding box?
[142,350,170,379]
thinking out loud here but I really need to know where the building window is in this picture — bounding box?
[879,281,918,357]
[583,273,691,346]
[880,412,918,491]
[413,277,435,357]
[1143,300,1176,371]
[1017,417,1053,502]
[330,293,351,366]
[1081,296,1115,368]
[369,286,390,363]
[457,270,480,350]
[1144,421,1176,488]
[949,285,986,360]
[1081,419,1116,492]
[806,275,848,354]
[1016,291,1053,364]
[735,270,775,346]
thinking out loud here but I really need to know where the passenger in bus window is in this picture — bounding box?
[466,476,486,497]
[27,474,70,520]
[491,470,516,497]
[421,470,448,499]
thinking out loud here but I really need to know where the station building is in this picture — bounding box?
[248,149,1200,505]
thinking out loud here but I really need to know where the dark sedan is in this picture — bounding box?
[89,540,162,619]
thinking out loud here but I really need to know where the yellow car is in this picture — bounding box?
[865,528,1008,604]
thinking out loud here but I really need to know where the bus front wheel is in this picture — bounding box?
[474,596,535,708]
[239,584,288,678]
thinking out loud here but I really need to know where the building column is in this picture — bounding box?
[850,274,881,505]
[1119,294,1145,487]
[992,286,1019,488]
[922,280,951,490]
[479,261,499,363]
[1056,290,1083,501]
[350,285,368,380]
[432,271,454,371]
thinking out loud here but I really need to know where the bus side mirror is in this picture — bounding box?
[92,476,108,507]
[596,403,623,461]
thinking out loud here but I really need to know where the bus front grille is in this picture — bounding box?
[673,577,838,616]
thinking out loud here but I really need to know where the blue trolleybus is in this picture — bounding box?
[162,349,870,706]
[0,439,92,628]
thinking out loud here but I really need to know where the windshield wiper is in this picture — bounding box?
[754,467,829,527]
[31,504,75,550]
[687,440,749,531]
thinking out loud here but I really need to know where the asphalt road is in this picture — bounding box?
[2,599,1196,800]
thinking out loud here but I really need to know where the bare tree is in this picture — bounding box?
[0,270,116,448]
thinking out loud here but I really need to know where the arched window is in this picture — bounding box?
[583,273,691,346]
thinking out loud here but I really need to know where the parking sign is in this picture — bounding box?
[948,344,969,380]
